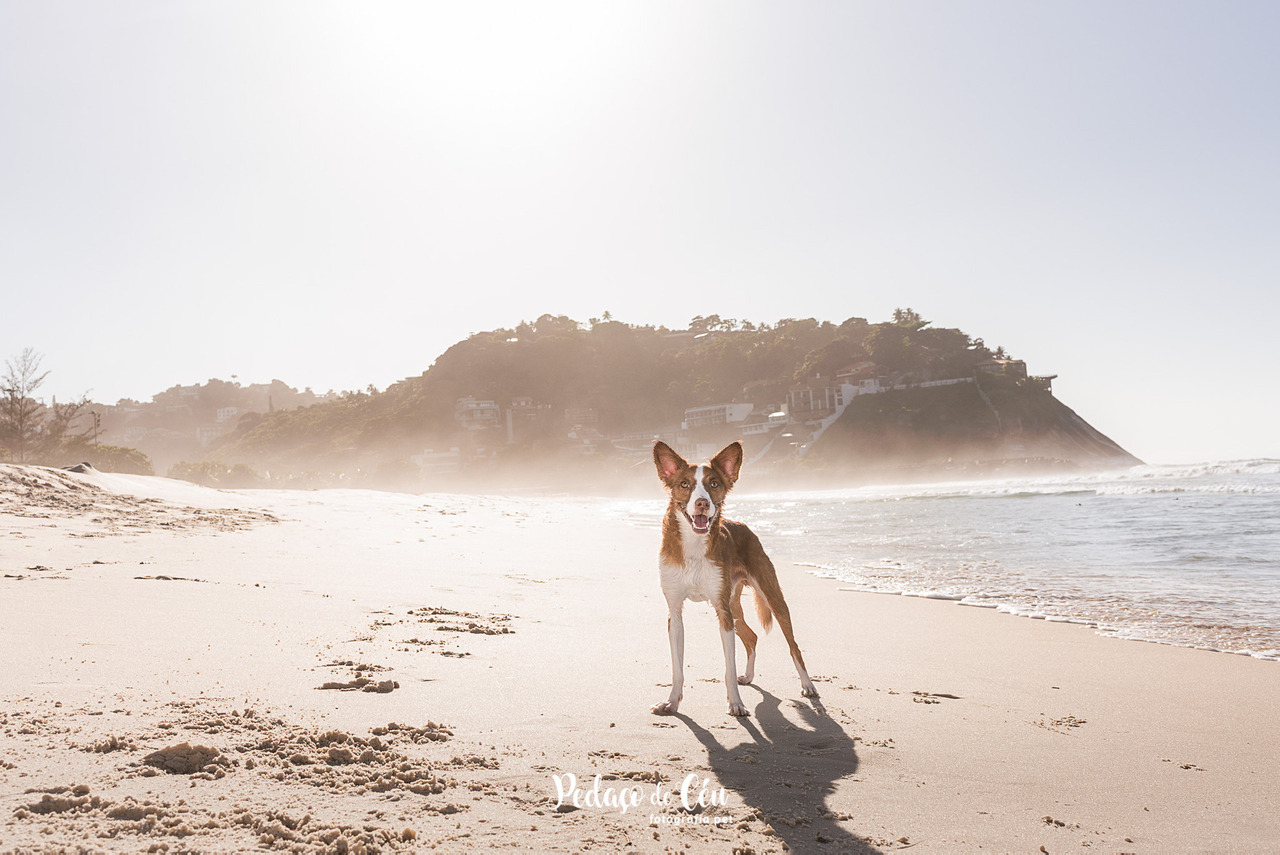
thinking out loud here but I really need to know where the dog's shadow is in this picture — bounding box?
[674,687,880,854]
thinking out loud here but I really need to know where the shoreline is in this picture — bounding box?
[836,584,1280,663]
[2,468,1278,852]
[720,460,1280,665]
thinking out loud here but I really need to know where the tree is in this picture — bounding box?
[41,396,91,456]
[892,307,929,331]
[838,316,870,344]
[1,348,95,464]
[1,348,50,462]
[58,442,154,475]
[794,339,870,383]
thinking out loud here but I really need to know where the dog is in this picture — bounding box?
[651,440,817,716]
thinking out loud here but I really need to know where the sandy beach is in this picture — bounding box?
[2,463,1278,854]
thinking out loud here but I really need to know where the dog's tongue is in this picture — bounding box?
[692,514,710,532]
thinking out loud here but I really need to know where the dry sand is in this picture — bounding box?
[1,463,1277,854]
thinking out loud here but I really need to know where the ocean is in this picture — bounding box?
[615,460,1280,661]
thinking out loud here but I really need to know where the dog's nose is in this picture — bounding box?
[693,498,710,514]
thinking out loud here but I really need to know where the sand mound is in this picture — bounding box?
[0,463,279,533]
[143,742,226,775]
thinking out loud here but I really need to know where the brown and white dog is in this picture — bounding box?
[651,440,818,717]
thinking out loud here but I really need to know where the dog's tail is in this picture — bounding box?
[749,583,774,633]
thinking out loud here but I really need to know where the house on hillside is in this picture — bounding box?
[1029,374,1057,393]
[975,358,1028,381]
[566,425,606,455]
[787,379,847,418]
[156,384,201,403]
[505,397,540,443]
[455,397,501,431]
[740,410,788,437]
[682,403,754,430]
[975,356,1054,391]
[836,361,887,395]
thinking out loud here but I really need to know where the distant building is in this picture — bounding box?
[787,381,843,417]
[975,358,1028,380]
[197,426,226,447]
[618,430,664,443]
[788,362,891,419]
[455,397,501,430]
[505,397,540,443]
[566,425,605,455]
[836,362,887,396]
[740,410,788,437]
[682,403,754,430]
[1029,375,1057,393]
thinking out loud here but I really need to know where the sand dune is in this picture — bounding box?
[2,464,1278,852]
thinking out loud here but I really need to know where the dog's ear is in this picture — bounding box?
[653,441,687,484]
[710,442,743,484]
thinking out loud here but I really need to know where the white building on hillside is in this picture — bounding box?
[682,403,754,430]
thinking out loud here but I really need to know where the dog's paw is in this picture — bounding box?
[801,684,820,698]
[737,674,753,685]
[727,701,749,717]
[651,700,679,715]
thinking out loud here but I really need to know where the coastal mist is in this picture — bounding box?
[617,460,1280,660]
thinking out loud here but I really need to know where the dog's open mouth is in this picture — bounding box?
[687,512,712,534]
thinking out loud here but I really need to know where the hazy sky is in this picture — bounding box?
[3,2,1277,464]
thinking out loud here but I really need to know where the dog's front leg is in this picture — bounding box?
[651,600,684,714]
[719,621,749,717]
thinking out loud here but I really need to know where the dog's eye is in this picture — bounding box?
[679,480,690,489]
[709,480,720,488]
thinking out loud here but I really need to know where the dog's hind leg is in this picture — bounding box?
[754,563,819,699]
[738,527,818,699]
[772,598,819,698]
[730,583,757,686]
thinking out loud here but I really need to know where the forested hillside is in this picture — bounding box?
[8,310,1136,488]
[193,309,1134,487]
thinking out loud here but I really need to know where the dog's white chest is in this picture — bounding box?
[660,552,723,605]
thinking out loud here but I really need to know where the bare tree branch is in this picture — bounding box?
[1,347,51,463]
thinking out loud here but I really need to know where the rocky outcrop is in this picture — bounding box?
[808,380,1139,475]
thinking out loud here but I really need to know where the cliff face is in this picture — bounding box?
[808,378,1139,476]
